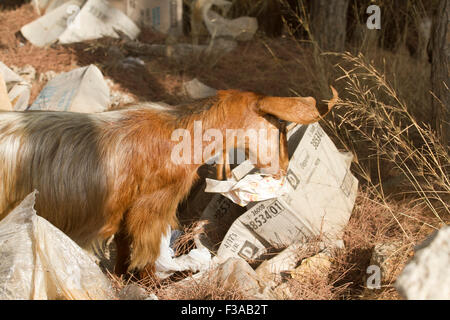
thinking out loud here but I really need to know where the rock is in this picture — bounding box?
[215,257,275,300]
[273,282,293,300]
[184,78,217,100]
[255,241,339,287]
[38,70,59,83]
[395,226,450,300]
[118,284,151,300]
[255,242,306,287]
[369,241,404,285]
[10,65,36,84]
[291,252,332,281]
[105,78,136,108]
[110,90,136,108]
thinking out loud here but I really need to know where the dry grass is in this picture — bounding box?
[154,270,246,300]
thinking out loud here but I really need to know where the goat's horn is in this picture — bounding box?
[258,86,338,124]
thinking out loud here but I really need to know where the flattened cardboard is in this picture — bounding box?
[201,123,358,262]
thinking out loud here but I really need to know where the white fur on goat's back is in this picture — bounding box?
[0,110,123,245]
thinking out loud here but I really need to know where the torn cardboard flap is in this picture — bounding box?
[201,123,358,262]
[0,62,31,111]
[0,72,12,111]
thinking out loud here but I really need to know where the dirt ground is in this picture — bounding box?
[1,3,447,300]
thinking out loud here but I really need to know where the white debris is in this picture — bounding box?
[395,226,450,300]
[21,0,86,47]
[0,71,12,111]
[0,191,115,300]
[206,174,290,206]
[213,257,275,299]
[38,70,60,83]
[58,0,140,44]
[118,284,152,300]
[184,78,217,100]
[0,61,32,111]
[154,226,212,279]
[369,241,405,285]
[22,0,140,47]
[126,0,183,35]
[29,64,110,113]
[200,0,258,41]
[32,0,85,15]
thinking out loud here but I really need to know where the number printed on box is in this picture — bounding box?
[246,200,285,231]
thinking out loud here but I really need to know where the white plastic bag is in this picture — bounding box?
[155,227,212,279]
[201,0,258,41]
[0,191,115,300]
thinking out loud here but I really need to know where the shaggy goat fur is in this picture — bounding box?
[0,88,338,274]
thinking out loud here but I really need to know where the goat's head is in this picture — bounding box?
[216,86,339,178]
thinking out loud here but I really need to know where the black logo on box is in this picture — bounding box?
[238,241,259,260]
[286,169,300,190]
[340,170,354,197]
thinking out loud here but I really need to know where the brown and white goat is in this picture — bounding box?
[0,87,338,276]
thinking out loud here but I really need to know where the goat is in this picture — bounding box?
[0,87,338,276]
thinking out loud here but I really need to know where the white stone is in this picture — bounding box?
[395,226,450,300]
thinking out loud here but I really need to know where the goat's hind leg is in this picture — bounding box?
[124,195,177,276]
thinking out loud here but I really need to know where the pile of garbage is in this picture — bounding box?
[21,0,257,57]
[3,0,447,301]
[0,64,360,298]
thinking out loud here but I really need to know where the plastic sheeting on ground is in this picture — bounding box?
[0,191,115,300]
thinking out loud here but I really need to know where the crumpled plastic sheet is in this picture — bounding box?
[204,174,290,206]
[200,0,258,41]
[155,226,212,279]
[0,191,115,300]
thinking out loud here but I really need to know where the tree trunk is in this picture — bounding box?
[310,0,350,52]
[430,0,449,145]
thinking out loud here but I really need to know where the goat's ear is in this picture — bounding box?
[258,86,339,124]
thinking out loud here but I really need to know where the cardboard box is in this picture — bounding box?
[200,123,359,262]
[126,0,183,35]
[29,65,110,113]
